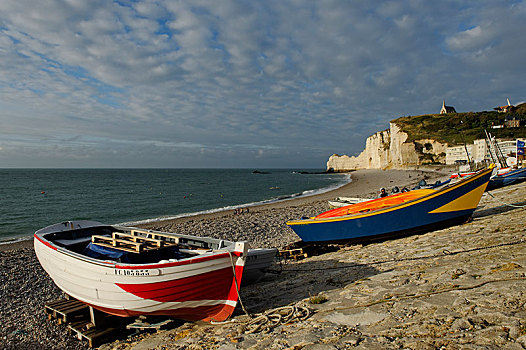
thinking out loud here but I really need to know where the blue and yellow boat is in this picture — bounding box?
[286,165,494,243]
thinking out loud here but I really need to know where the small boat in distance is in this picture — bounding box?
[34,221,250,322]
[449,171,476,179]
[287,166,494,243]
[450,167,510,180]
[328,197,368,208]
[322,189,435,218]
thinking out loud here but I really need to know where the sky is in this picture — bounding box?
[1,0,525,168]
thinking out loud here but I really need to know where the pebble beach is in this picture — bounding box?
[1,167,525,349]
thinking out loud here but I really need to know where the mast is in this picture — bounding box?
[484,129,507,168]
[459,121,473,170]
[494,137,508,167]
[484,131,498,165]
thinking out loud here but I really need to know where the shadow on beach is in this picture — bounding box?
[238,258,380,314]
[473,200,526,218]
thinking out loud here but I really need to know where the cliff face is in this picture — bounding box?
[327,123,447,171]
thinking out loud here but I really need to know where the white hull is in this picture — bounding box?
[328,197,368,208]
[34,222,247,321]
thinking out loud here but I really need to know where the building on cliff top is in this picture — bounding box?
[494,98,515,113]
[445,138,524,165]
[440,100,456,114]
[505,115,521,128]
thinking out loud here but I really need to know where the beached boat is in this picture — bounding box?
[486,167,526,191]
[450,167,510,180]
[449,170,477,179]
[243,248,278,285]
[287,166,494,243]
[328,197,368,208]
[34,221,250,322]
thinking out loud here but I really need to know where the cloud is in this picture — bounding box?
[447,26,486,51]
[0,0,525,167]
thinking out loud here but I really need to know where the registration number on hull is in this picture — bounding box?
[113,269,160,276]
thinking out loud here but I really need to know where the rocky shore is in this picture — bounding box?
[1,167,525,349]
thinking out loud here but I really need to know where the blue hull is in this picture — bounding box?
[287,167,493,243]
[486,167,526,191]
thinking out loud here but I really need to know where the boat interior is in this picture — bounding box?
[40,225,231,264]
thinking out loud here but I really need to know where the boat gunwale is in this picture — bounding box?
[494,167,526,179]
[34,225,245,270]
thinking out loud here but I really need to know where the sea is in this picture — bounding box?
[0,168,350,243]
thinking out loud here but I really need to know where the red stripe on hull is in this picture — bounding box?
[116,265,244,303]
[89,303,236,322]
[115,251,243,270]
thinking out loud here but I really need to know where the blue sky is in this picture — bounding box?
[1,0,525,168]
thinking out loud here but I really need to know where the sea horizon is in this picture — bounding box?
[1,168,350,243]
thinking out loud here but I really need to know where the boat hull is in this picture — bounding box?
[287,167,493,243]
[34,232,246,322]
[486,167,526,191]
[242,248,277,285]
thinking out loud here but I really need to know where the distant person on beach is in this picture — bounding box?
[379,188,388,198]
[234,208,249,215]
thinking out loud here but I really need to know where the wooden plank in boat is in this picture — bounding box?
[130,229,180,244]
[91,234,176,253]
[92,235,144,252]
[112,232,166,247]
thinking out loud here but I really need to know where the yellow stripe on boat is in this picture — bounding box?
[428,182,488,213]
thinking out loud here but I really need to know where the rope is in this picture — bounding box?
[212,250,313,331]
[280,239,525,272]
[485,190,526,208]
[243,302,311,334]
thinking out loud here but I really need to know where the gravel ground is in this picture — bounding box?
[0,247,88,350]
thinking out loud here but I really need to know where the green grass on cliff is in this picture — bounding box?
[392,103,526,145]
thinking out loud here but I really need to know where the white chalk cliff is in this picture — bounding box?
[327,123,447,171]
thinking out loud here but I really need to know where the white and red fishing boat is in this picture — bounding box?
[34,221,249,322]
[449,167,510,180]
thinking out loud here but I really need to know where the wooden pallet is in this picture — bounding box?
[45,298,89,325]
[91,231,178,253]
[68,319,119,348]
[46,297,170,347]
[126,315,173,332]
[278,247,310,260]
[278,244,341,260]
